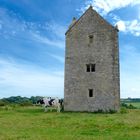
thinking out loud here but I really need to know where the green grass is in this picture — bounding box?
[0,106,140,140]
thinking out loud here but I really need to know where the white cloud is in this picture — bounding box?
[116,19,140,36]
[83,0,140,15]
[0,58,64,98]
[116,20,126,31]
[80,0,140,36]
[126,19,140,36]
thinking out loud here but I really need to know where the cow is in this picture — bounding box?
[37,97,63,112]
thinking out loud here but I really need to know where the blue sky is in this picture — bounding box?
[0,0,140,98]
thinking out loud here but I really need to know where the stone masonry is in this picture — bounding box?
[64,6,120,112]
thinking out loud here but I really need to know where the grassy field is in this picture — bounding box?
[0,106,140,140]
[124,102,140,109]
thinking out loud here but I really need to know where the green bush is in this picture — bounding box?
[120,107,128,114]
[121,103,128,108]
[128,104,137,109]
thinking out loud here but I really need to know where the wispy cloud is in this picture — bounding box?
[50,54,64,63]
[0,58,64,98]
[0,6,65,98]
[0,7,65,65]
[80,0,140,37]
[81,0,140,15]
[31,32,65,49]
[0,7,65,47]
[45,23,66,40]
[0,7,38,40]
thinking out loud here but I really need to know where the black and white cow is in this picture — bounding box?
[37,97,63,112]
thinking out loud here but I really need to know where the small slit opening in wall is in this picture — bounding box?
[89,89,93,97]
[89,35,93,43]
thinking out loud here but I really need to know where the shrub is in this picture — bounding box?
[128,104,137,109]
[120,107,128,114]
[121,103,128,108]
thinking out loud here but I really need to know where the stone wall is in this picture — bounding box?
[64,7,120,112]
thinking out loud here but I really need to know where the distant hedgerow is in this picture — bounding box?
[121,103,137,109]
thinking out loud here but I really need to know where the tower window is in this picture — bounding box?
[91,64,95,72]
[89,89,93,97]
[89,35,93,43]
[86,64,90,72]
[86,64,96,72]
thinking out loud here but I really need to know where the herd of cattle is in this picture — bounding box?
[37,97,63,112]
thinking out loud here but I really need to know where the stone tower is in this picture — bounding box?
[64,6,120,112]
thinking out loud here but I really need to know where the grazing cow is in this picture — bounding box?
[37,97,63,112]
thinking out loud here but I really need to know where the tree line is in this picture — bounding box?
[0,96,43,106]
[0,96,139,107]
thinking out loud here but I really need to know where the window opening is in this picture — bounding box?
[91,64,95,72]
[86,64,90,72]
[89,89,93,97]
[86,64,96,72]
[89,35,93,43]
